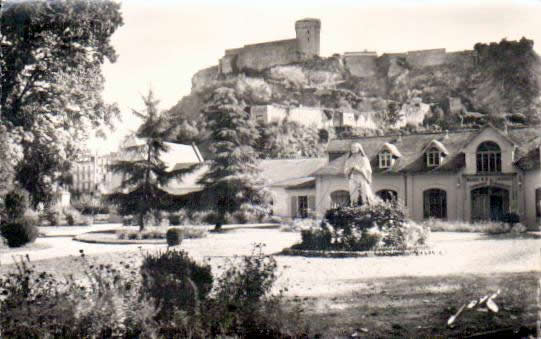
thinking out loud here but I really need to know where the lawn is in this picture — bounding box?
[0,228,539,337]
[299,272,538,337]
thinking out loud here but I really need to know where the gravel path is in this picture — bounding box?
[1,229,539,298]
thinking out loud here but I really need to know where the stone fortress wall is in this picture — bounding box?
[343,49,475,78]
[219,18,321,74]
[218,18,476,76]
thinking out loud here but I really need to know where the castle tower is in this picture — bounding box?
[295,18,321,59]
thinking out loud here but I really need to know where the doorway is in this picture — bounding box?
[471,186,509,222]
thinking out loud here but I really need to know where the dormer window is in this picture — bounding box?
[379,151,393,168]
[423,139,449,168]
[378,143,402,169]
[426,148,441,167]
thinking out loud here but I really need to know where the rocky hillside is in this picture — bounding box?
[168,38,541,131]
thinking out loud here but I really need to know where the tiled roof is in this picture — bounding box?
[162,158,327,194]
[281,177,316,189]
[259,158,328,186]
[317,126,541,176]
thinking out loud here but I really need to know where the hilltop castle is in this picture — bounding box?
[219,18,321,74]
[218,18,475,76]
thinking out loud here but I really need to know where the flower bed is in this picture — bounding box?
[285,201,431,256]
[281,245,439,258]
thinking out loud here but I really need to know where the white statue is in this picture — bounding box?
[344,142,377,206]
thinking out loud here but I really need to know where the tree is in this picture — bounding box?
[254,120,326,159]
[198,88,267,225]
[1,0,123,207]
[106,90,196,231]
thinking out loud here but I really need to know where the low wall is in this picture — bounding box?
[406,48,447,68]
[236,39,299,72]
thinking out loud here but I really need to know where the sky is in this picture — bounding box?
[90,0,541,153]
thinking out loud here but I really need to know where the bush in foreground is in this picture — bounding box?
[0,245,308,338]
[0,218,39,248]
[204,244,307,337]
[141,249,213,321]
[0,254,158,338]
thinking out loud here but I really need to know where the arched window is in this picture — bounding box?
[330,190,350,208]
[476,141,501,173]
[376,189,397,202]
[423,189,447,219]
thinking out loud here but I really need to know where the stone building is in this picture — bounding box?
[313,125,541,228]
[71,152,118,194]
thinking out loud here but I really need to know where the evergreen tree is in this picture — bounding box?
[198,88,267,225]
[106,90,196,231]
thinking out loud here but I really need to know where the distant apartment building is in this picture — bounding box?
[71,152,118,195]
[250,104,375,129]
[333,110,378,129]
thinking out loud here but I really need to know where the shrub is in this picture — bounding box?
[117,229,167,241]
[232,203,269,224]
[127,232,140,240]
[117,230,127,240]
[0,246,307,338]
[63,207,83,226]
[292,227,333,250]
[511,223,527,234]
[203,210,222,225]
[206,244,307,337]
[485,222,511,235]
[71,197,110,215]
[0,217,39,248]
[83,216,94,226]
[280,218,320,232]
[402,222,430,247]
[501,212,520,226]
[0,254,158,338]
[166,228,184,246]
[190,211,210,225]
[181,226,207,239]
[267,215,283,224]
[189,210,235,226]
[323,200,410,250]
[168,213,182,226]
[3,189,28,222]
[122,216,134,226]
[141,249,213,321]
[22,209,39,227]
[43,207,63,226]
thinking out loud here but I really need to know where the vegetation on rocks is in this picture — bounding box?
[169,38,541,145]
